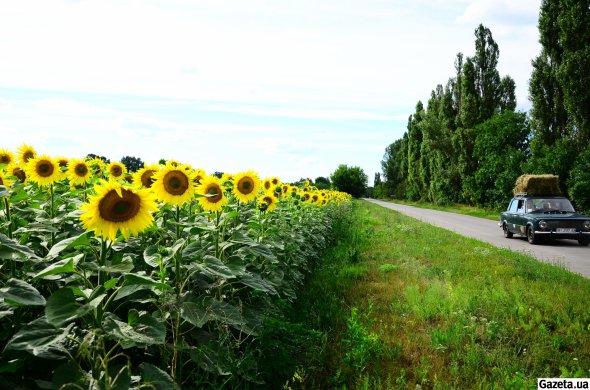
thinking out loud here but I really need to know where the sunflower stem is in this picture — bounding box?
[4,196,15,277]
[215,210,221,259]
[96,239,108,325]
[175,205,181,241]
[4,196,12,240]
[49,184,55,248]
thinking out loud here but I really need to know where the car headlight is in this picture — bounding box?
[584,220,590,230]
[539,220,548,230]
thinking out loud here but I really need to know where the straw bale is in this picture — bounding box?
[513,174,562,196]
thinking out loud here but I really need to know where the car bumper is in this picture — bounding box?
[534,231,590,239]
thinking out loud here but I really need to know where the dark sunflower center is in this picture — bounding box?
[24,151,34,162]
[98,189,141,223]
[13,168,26,182]
[141,170,155,188]
[206,185,222,203]
[75,164,88,176]
[0,155,9,164]
[36,160,54,177]
[111,166,123,177]
[264,182,271,190]
[0,177,4,185]
[237,177,254,195]
[163,170,189,195]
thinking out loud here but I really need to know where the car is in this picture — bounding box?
[499,193,590,246]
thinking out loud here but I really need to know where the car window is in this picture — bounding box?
[508,200,518,212]
[516,200,525,214]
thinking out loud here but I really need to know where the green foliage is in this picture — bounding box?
[567,144,590,214]
[120,155,144,172]
[331,164,368,198]
[86,153,110,163]
[469,111,530,208]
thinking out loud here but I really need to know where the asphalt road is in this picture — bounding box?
[364,198,590,279]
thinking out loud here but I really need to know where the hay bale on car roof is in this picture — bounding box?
[514,174,562,196]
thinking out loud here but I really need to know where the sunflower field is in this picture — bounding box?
[0,145,351,389]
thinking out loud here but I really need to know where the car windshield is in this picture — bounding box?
[526,198,575,213]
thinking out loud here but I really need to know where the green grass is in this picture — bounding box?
[379,198,501,220]
[283,199,590,389]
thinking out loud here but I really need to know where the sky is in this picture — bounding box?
[0,0,541,183]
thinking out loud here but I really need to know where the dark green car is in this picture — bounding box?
[499,194,590,246]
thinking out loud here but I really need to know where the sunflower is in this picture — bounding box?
[68,158,93,185]
[80,180,158,241]
[262,178,273,192]
[55,156,69,171]
[8,164,26,183]
[270,177,281,187]
[258,191,279,212]
[0,171,13,188]
[0,149,15,167]
[152,165,196,206]
[196,175,227,212]
[193,168,206,185]
[106,161,127,179]
[25,155,60,186]
[16,144,36,164]
[302,192,312,203]
[89,158,106,177]
[232,170,261,203]
[133,164,160,189]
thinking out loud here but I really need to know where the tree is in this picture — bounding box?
[471,111,530,209]
[330,165,368,198]
[86,154,110,164]
[314,176,331,190]
[120,156,144,173]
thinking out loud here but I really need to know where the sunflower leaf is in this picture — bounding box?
[3,317,73,359]
[0,278,46,307]
[102,310,166,348]
[139,362,176,390]
[45,287,92,327]
[0,233,40,261]
[46,232,90,258]
[33,255,80,280]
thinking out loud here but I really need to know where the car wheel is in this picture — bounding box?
[503,223,513,238]
[579,237,590,247]
[527,226,539,245]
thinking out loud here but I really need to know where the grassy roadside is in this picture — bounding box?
[279,199,590,389]
[377,198,501,220]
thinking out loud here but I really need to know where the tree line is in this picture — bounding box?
[378,1,590,213]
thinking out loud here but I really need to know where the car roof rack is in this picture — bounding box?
[515,192,527,197]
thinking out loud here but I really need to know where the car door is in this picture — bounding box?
[505,199,519,233]
[514,199,527,235]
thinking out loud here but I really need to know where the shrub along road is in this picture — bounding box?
[365,198,590,278]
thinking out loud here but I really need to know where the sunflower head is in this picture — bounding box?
[0,171,13,189]
[9,164,26,183]
[271,177,281,186]
[258,191,279,212]
[68,158,93,185]
[152,165,196,206]
[0,149,15,167]
[196,175,228,212]
[55,156,70,172]
[193,169,206,185]
[25,155,60,186]
[133,164,160,189]
[17,144,37,164]
[80,180,158,241]
[106,162,127,179]
[232,170,261,203]
[262,178,273,192]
